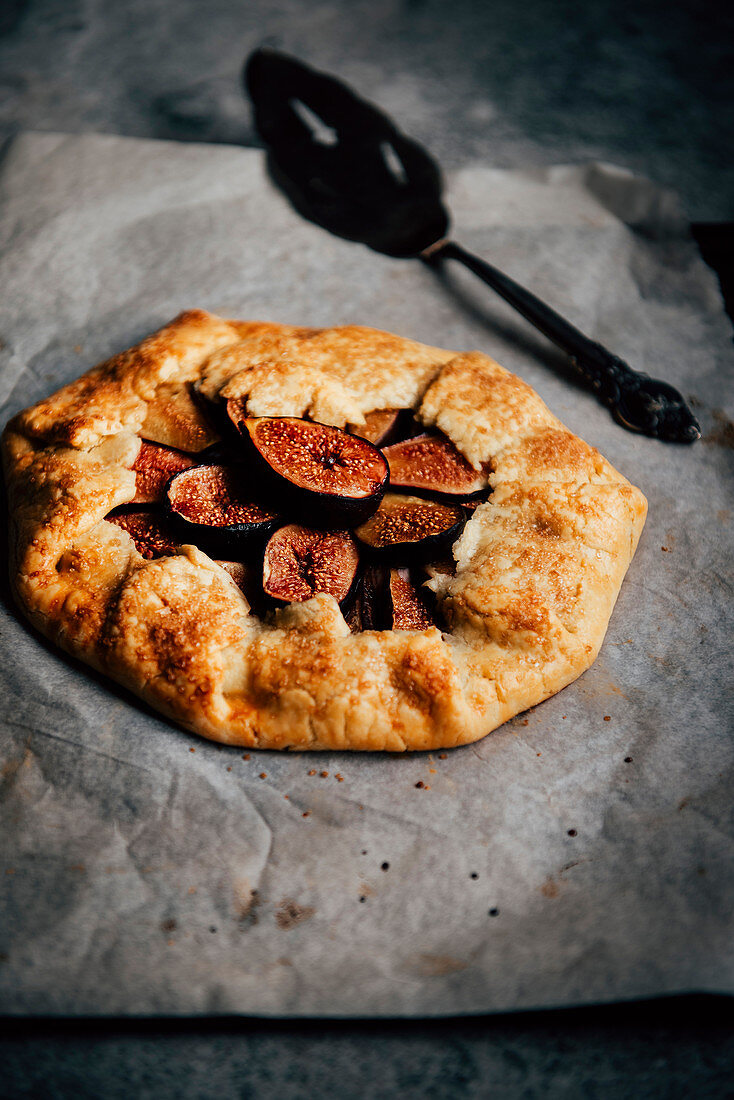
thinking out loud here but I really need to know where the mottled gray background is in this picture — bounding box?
[1,0,732,1096]
[0,0,732,223]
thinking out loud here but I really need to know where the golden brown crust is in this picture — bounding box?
[1,310,647,750]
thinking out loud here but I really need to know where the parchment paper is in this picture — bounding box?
[0,132,732,1018]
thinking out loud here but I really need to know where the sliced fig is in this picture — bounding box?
[167,464,279,556]
[132,440,195,504]
[107,509,180,559]
[239,417,388,525]
[354,493,465,561]
[387,569,435,631]
[344,563,385,631]
[382,434,488,498]
[263,524,360,605]
[347,408,402,446]
[359,563,384,630]
[224,395,250,437]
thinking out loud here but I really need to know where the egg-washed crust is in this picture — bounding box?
[1,310,646,751]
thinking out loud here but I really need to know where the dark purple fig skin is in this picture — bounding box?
[195,440,234,466]
[386,568,435,631]
[359,563,385,630]
[262,524,361,607]
[166,464,280,557]
[354,493,465,563]
[344,593,363,633]
[347,563,436,631]
[238,417,389,527]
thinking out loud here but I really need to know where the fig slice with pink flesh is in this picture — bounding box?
[166,464,280,556]
[239,417,389,525]
[223,395,250,441]
[107,509,180,559]
[387,568,435,631]
[346,408,402,446]
[354,493,465,561]
[132,440,196,504]
[263,524,360,605]
[382,433,488,497]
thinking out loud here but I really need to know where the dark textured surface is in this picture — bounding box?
[2,997,734,1099]
[1,2,732,1096]
[0,0,732,222]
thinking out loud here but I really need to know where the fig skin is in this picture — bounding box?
[132,440,195,504]
[382,433,488,498]
[344,593,363,633]
[359,563,384,630]
[346,408,403,446]
[107,509,180,559]
[166,464,280,557]
[387,568,435,631]
[190,382,241,444]
[354,493,465,562]
[343,563,384,631]
[347,564,436,631]
[223,396,253,445]
[263,524,360,606]
[342,563,384,632]
[238,417,389,527]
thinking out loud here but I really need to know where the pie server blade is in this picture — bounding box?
[244,48,700,444]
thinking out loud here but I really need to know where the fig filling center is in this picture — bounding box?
[263,525,359,604]
[108,411,480,631]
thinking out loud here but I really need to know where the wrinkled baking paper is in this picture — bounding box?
[0,133,732,1017]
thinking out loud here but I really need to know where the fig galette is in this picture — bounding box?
[1,311,646,751]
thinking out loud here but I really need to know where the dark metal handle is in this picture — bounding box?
[425,239,700,443]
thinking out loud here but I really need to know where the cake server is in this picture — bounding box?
[244,49,700,443]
